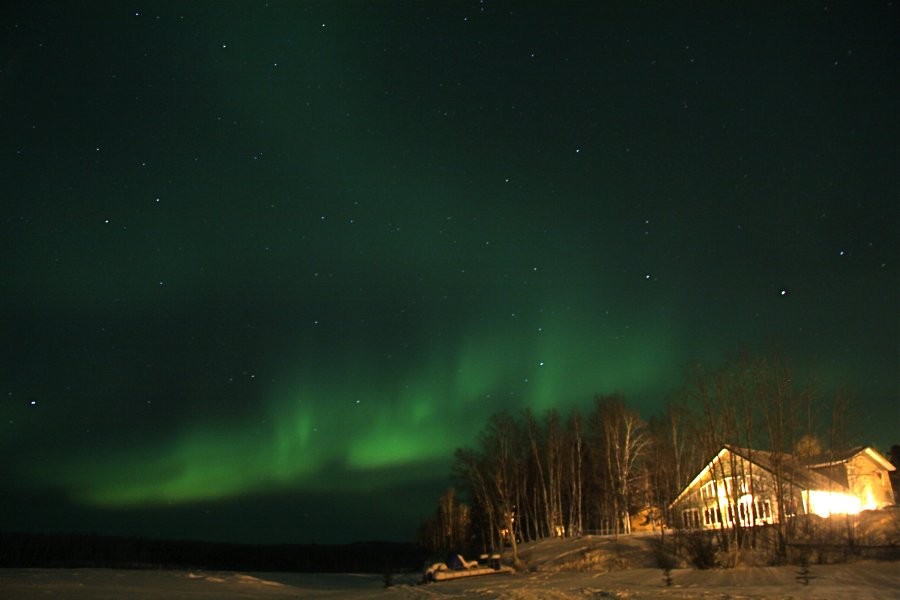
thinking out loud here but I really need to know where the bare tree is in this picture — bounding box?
[648,397,699,524]
[524,408,551,538]
[545,409,564,537]
[419,487,472,553]
[565,409,585,537]
[453,447,498,552]
[479,412,523,566]
[590,394,650,536]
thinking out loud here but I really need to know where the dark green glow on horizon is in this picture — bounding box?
[39,301,683,508]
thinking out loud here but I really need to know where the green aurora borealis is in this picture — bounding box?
[2,2,897,543]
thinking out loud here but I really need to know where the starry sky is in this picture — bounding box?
[2,1,897,545]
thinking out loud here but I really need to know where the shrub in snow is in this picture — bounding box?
[681,531,717,569]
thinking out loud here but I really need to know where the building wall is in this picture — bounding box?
[844,453,895,509]
[676,450,779,530]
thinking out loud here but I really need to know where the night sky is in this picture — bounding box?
[2,1,897,545]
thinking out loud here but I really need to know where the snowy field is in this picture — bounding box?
[3,532,899,599]
[3,563,900,599]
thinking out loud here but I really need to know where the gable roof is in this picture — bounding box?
[669,446,729,507]
[805,446,896,472]
[726,445,844,491]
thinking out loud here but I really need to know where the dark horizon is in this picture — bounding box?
[0,530,427,573]
[2,1,897,545]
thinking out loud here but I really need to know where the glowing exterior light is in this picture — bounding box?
[803,490,863,518]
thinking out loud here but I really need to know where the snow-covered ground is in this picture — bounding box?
[3,533,899,599]
[3,563,899,599]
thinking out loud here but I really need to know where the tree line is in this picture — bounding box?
[419,348,872,563]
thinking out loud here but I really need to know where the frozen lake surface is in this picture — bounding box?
[2,562,899,599]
